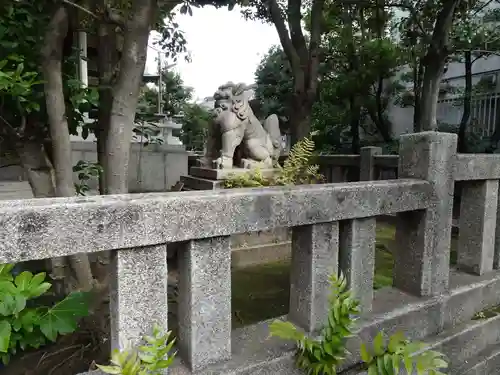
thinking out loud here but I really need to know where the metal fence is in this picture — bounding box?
[437,92,500,136]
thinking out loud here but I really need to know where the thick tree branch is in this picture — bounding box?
[287,0,308,65]
[62,0,125,26]
[307,0,324,95]
[265,0,301,74]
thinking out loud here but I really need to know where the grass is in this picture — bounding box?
[231,221,459,327]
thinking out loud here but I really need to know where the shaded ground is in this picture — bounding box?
[3,221,459,374]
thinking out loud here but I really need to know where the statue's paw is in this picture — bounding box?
[216,157,233,169]
[241,159,252,169]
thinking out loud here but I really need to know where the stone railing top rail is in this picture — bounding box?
[0,179,430,264]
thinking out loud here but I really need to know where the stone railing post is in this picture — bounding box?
[339,218,376,313]
[394,132,457,297]
[457,180,499,275]
[177,236,232,371]
[289,223,339,333]
[110,245,169,351]
[360,146,382,181]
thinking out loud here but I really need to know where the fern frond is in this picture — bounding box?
[273,133,324,186]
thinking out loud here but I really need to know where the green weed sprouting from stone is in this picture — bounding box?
[269,273,448,375]
[269,272,360,374]
[361,331,447,375]
[0,263,90,365]
[97,324,176,375]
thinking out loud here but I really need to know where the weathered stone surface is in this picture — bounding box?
[0,179,431,263]
[394,131,457,296]
[177,236,232,371]
[339,218,376,313]
[77,270,500,375]
[458,180,499,275]
[109,245,168,350]
[454,154,500,181]
[289,222,339,333]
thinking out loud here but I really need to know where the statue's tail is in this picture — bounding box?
[264,114,281,151]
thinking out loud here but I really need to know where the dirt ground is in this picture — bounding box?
[3,314,110,375]
[2,280,111,375]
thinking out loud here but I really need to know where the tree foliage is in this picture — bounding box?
[138,69,193,117]
[178,103,211,151]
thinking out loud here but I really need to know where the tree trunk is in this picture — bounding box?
[16,141,67,294]
[104,0,156,194]
[349,96,360,154]
[266,0,322,146]
[419,0,460,131]
[458,50,472,153]
[373,77,392,141]
[419,62,446,131]
[17,142,56,198]
[289,93,313,144]
[97,21,118,195]
[41,6,93,292]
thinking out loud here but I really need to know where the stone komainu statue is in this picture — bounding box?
[200,82,281,169]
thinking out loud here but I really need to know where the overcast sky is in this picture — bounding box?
[145,6,280,101]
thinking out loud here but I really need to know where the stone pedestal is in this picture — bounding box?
[180,167,278,191]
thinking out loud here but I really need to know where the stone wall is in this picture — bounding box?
[0,142,188,192]
[3,132,500,374]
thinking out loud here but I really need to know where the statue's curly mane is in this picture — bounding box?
[213,81,253,121]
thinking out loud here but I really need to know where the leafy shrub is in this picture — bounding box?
[73,160,103,196]
[269,273,448,375]
[224,134,324,188]
[97,324,176,375]
[0,263,90,365]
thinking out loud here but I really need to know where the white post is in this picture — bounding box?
[78,31,88,87]
[78,31,89,139]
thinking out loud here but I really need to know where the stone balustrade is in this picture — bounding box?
[3,132,500,374]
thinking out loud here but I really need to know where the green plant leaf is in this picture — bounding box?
[39,291,90,341]
[96,365,123,374]
[269,320,304,341]
[373,331,385,356]
[0,265,14,281]
[14,271,33,291]
[360,342,372,363]
[0,320,12,353]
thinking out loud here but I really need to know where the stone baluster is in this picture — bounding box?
[339,218,376,313]
[289,222,339,333]
[110,245,169,351]
[394,132,457,296]
[177,236,232,371]
[331,166,344,183]
[360,146,382,181]
[457,180,499,275]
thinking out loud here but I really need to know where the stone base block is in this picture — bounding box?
[180,175,224,190]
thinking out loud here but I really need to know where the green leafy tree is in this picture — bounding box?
[254,6,403,154]
[178,103,212,151]
[240,0,328,144]
[137,69,193,117]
